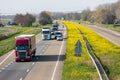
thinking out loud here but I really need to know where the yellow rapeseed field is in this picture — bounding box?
[61,21,99,80]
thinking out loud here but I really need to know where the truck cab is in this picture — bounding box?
[51,23,59,31]
[15,34,36,62]
[42,28,51,40]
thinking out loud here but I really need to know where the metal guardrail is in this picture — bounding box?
[76,28,109,80]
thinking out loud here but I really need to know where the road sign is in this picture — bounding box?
[74,40,82,57]
[75,40,82,47]
[75,47,81,53]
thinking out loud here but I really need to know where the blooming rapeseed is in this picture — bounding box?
[60,21,99,80]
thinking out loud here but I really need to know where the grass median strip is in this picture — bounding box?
[61,21,99,80]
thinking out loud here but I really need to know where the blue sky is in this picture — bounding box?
[0,0,118,14]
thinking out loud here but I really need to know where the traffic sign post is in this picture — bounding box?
[74,40,82,57]
[74,40,82,68]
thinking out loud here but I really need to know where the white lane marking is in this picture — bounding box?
[5,65,8,68]
[1,68,5,70]
[0,50,13,65]
[26,69,29,73]
[0,70,2,72]
[8,62,11,66]
[19,78,23,80]
[32,63,35,65]
[11,61,14,63]
[51,28,66,80]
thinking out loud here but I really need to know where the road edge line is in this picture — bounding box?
[51,26,66,80]
[0,50,13,65]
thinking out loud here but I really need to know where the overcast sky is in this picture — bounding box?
[0,0,118,14]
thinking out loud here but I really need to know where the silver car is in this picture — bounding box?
[54,31,63,41]
[56,35,63,41]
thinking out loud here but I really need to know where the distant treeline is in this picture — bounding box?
[1,0,120,25]
[51,0,120,24]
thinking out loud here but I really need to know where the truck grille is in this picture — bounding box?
[18,51,26,59]
[44,35,48,39]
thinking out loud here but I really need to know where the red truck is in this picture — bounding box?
[14,34,36,62]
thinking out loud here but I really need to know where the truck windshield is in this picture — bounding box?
[53,26,57,28]
[16,45,29,50]
[55,32,61,35]
[42,31,50,34]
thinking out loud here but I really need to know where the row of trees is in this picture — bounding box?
[80,0,120,24]
[14,11,52,27]
[51,0,120,24]
[14,13,35,27]
[14,0,120,26]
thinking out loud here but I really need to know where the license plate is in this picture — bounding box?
[21,59,24,61]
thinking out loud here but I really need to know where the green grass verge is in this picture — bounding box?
[0,25,51,56]
[94,24,120,32]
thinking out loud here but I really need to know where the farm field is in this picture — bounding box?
[96,24,120,32]
[81,22,120,32]
[61,21,99,80]
[0,26,45,56]
[61,21,120,80]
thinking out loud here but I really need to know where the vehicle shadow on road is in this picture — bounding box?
[32,54,65,62]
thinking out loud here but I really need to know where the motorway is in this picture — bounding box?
[82,24,120,47]
[0,24,66,80]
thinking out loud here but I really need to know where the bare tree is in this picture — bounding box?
[39,11,52,25]
[80,8,92,21]
[14,13,35,27]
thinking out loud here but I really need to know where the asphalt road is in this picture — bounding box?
[0,24,66,80]
[82,24,120,47]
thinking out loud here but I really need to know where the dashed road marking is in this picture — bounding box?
[32,63,34,65]
[19,78,23,80]
[10,61,14,64]
[1,68,5,70]
[7,61,13,66]
[5,65,8,68]
[0,70,2,72]
[0,50,13,65]
[26,69,29,73]
[51,28,66,80]
[8,63,11,66]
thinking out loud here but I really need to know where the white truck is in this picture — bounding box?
[42,28,51,40]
